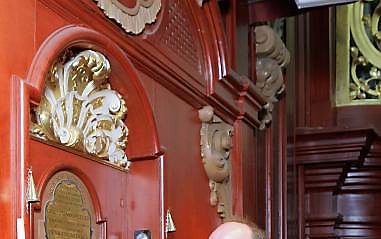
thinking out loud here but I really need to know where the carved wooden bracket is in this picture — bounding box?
[198,106,233,219]
[255,25,290,129]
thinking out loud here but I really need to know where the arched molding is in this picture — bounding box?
[25,25,160,159]
[200,0,229,83]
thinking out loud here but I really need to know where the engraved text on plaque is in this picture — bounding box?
[45,181,92,238]
[37,170,99,239]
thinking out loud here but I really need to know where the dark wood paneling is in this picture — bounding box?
[249,0,299,22]
[338,106,381,134]
[288,9,337,128]
[296,128,381,238]
[241,122,257,222]
[288,6,381,239]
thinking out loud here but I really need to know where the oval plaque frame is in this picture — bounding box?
[34,171,100,239]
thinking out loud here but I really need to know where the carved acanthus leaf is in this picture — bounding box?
[31,50,130,169]
[255,25,290,130]
[199,106,233,219]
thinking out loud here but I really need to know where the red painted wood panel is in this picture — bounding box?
[155,83,221,238]
[0,1,37,238]
[0,0,272,238]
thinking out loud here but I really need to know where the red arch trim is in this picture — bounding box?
[26,24,160,159]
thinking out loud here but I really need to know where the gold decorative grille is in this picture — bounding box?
[336,0,381,106]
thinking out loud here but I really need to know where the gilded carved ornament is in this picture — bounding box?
[30,50,130,169]
[94,0,161,34]
[336,1,381,105]
[199,106,233,219]
[255,25,290,129]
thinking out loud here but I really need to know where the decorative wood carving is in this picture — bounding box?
[255,25,290,129]
[30,50,130,169]
[336,1,381,105]
[94,0,161,34]
[256,26,290,68]
[198,106,233,219]
[26,1,268,131]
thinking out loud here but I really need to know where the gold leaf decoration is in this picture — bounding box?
[337,1,381,105]
[31,50,130,169]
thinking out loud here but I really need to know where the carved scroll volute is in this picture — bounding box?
[255,25,290,129]
[199,106,233,219]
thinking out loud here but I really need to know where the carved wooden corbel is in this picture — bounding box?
[198,106,233,219]
[255,25,290,129]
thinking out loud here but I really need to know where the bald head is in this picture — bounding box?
[209,222,253,239]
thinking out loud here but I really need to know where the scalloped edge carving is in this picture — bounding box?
[94,0,161,34]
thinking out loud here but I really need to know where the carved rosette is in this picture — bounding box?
[255,25,290,129]
[94,0,161,34]
[31,50,130,169]
[198,106,233,219]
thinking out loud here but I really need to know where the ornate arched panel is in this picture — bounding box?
[23,25,163,238]
[3,1,273,238]
[27,25,160,160]
[38,0,231,109]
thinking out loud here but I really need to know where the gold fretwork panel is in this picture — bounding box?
[336,1,381,106]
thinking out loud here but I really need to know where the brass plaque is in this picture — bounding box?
[34,171,99,239]
[45,181,91,238]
